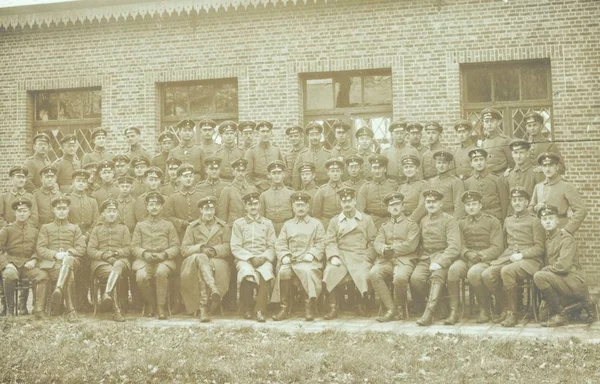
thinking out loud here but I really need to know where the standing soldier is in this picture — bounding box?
[343,154,365,190]
[399,155,427,220]
[214,121,244,182]
[357,155,399,229]
[53,134,80,193]
[369,192,420,322]
[283,125,305,185]
[481,108,514,175]
[323,187,377,319]
[245,121,284,192]
[410,189,461,326]
[407,122,427,156]
[312,158,345,230]
[198,119,220,159]
[298,162,319,202]
[133,167,164,223]
[453,120,478,181]
[87,199,131,322]
[92,160,121,206]
[82,162,100,196]
[293,122,331,189]
[34,166,61,227]
[82,127,114,167]
[422,150,465,220]
[168,119,205,182]
[355,127,376,181]
[151,131,176,174]
[230,191,277,322]
[523,111,563,171]
[23,133,52,193]
[238,121,256,153]
[195,157,227,202]
[132,192,180,320]
[180,196,231,322]
[506,139,544,198]
[161,157,181,196]
[217,158,258,224]
[272,192,326,321]
[116,175,136,234]
[113,154,131,179]
[259,160,294,236]
[0,166,39,228]
[421,121,451,181]
[163,164,203,238]
[124,126,151,160]
[382,120,420,181]
[130,156,151,198]
[330,120,357,160]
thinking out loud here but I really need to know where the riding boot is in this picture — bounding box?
[138,280,156,317]
[355,291,368,317]
[324,288,338,320]
[540,288,565,327]
[501,287,518,327]
[64,281,78,321]
[3,278,16,316]
[492,289,507,323]
[156,277,169,320]
[394,284,408,320]
[474,285,491,323]
[112,284,125,322]
[417,282,442,326]
[199,281,211,323]
[200,263,221,304]
[51,265,71,315]
[33,281,48,319]
[372,278,396,322]
[305,297,316,321]
[240,280,255,319]
[18,282,29,315]
[100,270,120,312]
[273,279,291,321]
[443,281,461,325]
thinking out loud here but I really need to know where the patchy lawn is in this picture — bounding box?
[0,317,599,383]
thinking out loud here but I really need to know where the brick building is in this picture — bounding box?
[0,0,599,284]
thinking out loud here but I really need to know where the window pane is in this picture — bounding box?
[363,76,392,106]
[59,91,82,120]
[164,86,188,116]
[494,67,519,101]
[465,68,491,103]
[189,84,216,115]
[36,92,58,121]
[82,91,101,119]
[335,76,361,107]
[306,78,334,110]
[215,82,238,114]
[522,65,549,100]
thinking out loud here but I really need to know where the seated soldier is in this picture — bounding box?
[481,187,545,327]
[369,192,420,322]
[272,192,326,322]
[180,196,231,323]
[323,187,377,320]
[230,191,277,322]
[534,205,596,327]
[87,199,131,322]
[445,191,503,325]
[410,189,461,326]
[37,195,86,320]
[132,192,180,320]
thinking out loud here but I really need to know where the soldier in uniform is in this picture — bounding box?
[381,120,420,181]
[481,187,544,327]
[197,119,220,159]
[355,127,376,181]
[130,156,151,198]
[124,126,151,160]
[163,164,203,238]
[330,120,357,160]
[245,121,285,192]
[481,108,514,175]
[529,152,587,235]
[422,150,465,219]
[534,205,595,327]
[113,154,131,179]
[298,162,318,200]
[132,192,180,320]
[195,157,227,201]
[523,111,563,171]
[421,121,452,181]
[82,127,114,167]
[134,167,164,223]
[293,122,331,188]
[92,160,120,206]
[259,160,294,236]
[407,122,427,155]
[231,191,277,322]
[272,192,326,321]
[453,119,478,181]
[87,199,131,322]
[161,157,181,195]
[283,125,305,186]
[0,166,39,228]
[116,175,136,234]
[151,131,176,174]
[34,166,61,227]
[357,155,399,229]
[180,196,231,322]
[168,119,205,182]
[238,121,256,153]
[37,195,86,320]
[83,162,100,196]
[343,154,365,190]
[445,191,503,325]
[53,134,80,193]
[217,158,258,224]
[411,189,461,326]
[23,133,52,193]
[399,155,427,220]
[323,187,377,319]
[463,148,508,222]
[505,139,544,199]
[312,158,345,230]
[369,192,420,321]
[214,121,244,182]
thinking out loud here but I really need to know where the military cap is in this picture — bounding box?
[509,186,530,201]
[453,119,473,132]
[461,190,483,204]
[337,187,357,202]
[99,198,119,213]
[176,119,196,130]
[231,157,248,170]
[11,197,32,211]
[537,152,560,166]
[305,122,324,134]
[368,154,389,167]
[9,166,28,177]
[355,127,374,138]
[51,195,71,207]
[422,189,444,201]
[524,111,544,124]
[165,157,182,168]
[113,154,131,165]
[424,121,443,132]
[255,121,273,131]
[297,162,316,173]
[39,165,57,177]
[158,131,176,143]
[388,120,407,133]
[383,192,404,206]
[60,134,77,145]
[344,154,364,166]
[324,158,344,170]
[123,126,141,136]
[267,160,286,173]
[468,148,488,159]
[332,120,351,132]
[176,164,194,177]
[218,121,238,135]
[117,175,135,185]
[242,191,260,204]
[481,108,502,120]
[145,191,165,204]
[91,127,108,138]
[290,191,311,204]
[198,119,217,129]
[32,133,51,144]
[144,167,164,179]
[97,160,115,171]
[131,156,151,167]
[538,204,559,218]
[72,169,91,180]
[407,122,423,133]
[238,121,256,132]
[508,138,531,151]
[83,162,98,171]
[204,157,222,168]
[285,125,303,136]
[432,149,454,162]
[401,154,421,167]
[197,196,218,209]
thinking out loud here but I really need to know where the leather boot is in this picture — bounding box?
[33,281,48,319]
[305,298,316,321]
[492,289,507,323]
[200,264,221,305]
[100,270,120,312]
[199,280,211,323]
[540,288,564,327]
[372,278,396,322]
[323,289,338,320]
[240,281,254,319]
[0,281,5,316]
[501,287,518,327]
[18,282,29,315]
[474,285,491,323]
[51,265,71,315]
[417,282,442,326]
[273,279,291,321]
[112,284,125,322]
[64,281,78,321]
[355,290,368,317]
[138,280,156,317]
[3,278,16,317]
[444,281,461,325]
[156,278,168,320]
[394,284,408,320]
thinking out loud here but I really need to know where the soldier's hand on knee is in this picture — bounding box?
[281,256,291,265]
[24,259,36,270]
[330,257,341,266]
[303,254,314,262]
[429,262,442,271]
[509,253,523,262]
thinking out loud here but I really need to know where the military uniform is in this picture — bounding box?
[53,135,81,193]
[454,141,477,181]
[259,186,294,236]
[293,145,331,188]
[0,188,39,229]
[125,127,152,160]
[382,143,420,181]
[34,186,60,227]
[214,145,245,182]
[244,141,285,191]
[283,139,306,185]
[217,179,258,225]
[464,167,508,221]
[356,155,399,228]
[506,160,544,198]
[425,173,465,219]
[312,181,344,230]
[67,190,99,238]
[92,181,121,206]
[168,143,204,181]
[82,148,114,167]
[422,142,453,181]
[151,131,176,174]
[117,194,136,234]
[196,178,227,201]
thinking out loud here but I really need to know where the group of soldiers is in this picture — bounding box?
[0,107,595,327]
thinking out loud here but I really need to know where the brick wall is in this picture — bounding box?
[0,0,599,284]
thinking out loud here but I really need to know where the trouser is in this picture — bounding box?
[447,260,489,287]
[136,263,173,308]
[482,262,537,291]
[2,264,34,314]
[410,259,448,313]
[368,260,415,308]
[240,276,270,313]
[533,271,589,301]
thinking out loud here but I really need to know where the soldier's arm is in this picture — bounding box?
[181,225,201,258]
[356,184,368,213]
[373,224,387,256]
[393,220,421,256]
[163,195,187,233]
[68,226,86,258]
[453,178,466,219]
[365,215,378,263]
[528,184,541,215]
[544,234,577,274]
[88,198,100,236]
[133,197,147,223]
[292,153,303,190]
[230,220,254,261]
[438,218,461,268]
[324,219,340,260]
[275,222,292,261]
[213,223,231,259]
[522,218,545,260]
[409,184,428,223]
[117,226,132,260]
[479,217,504,263]
[162,221,180,260]
[0,226,9,254]
[131,223,146,260]
[563,183,588,234]
[36,225,57,260]
[260,221,276,263]
[86,226,104,261]
[310,220,326,261]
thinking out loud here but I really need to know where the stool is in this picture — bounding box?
[519,277,540,322]
[14,279,34,316]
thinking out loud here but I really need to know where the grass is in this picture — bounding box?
[0,317,599,383]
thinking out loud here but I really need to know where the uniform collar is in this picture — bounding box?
[339,210,362,222]
[271,183,285,190]
[335,143,351,150]
[390,215,405,224]
[53,218,69,225]
[514,161,533,172]
[129,143,143,152]
[259,142,271,149]
[10,188,26,196]
[301,181,316,190]
[461,140,475,148]
[373,177,386,185]
[293,215,311,224]
[309,143,322,151]
[232,179,249,189]
[428,211,442,219]
[474,169,489,179]
[244,215,263,223]
[180,141,194,148]
[40,187,55,195]
[118,195,132,203]
[179,187,195,195]
[468,213,484,222]
[545,174,561,186]
[328,181,343,189]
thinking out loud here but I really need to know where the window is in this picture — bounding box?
[303,70,393,150]
[461,60,553,139]
[160,79,238,143]
[32,88,102,161]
